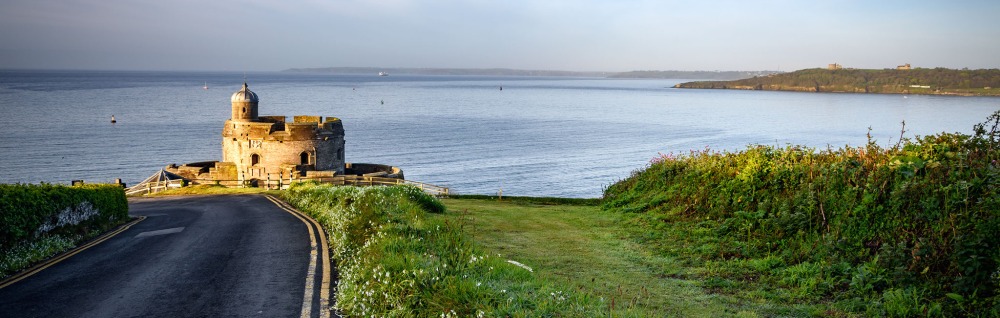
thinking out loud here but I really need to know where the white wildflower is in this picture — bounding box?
[35,201,99,237]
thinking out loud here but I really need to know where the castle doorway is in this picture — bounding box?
[300,152,310,165]
[251,153,260,166]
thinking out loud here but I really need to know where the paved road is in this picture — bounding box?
[0,195,328,318]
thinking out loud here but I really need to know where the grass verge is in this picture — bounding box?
[0,235,77,279]
[282,183,654,317]
[438,196,743,317]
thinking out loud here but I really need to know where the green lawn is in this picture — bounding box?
[437,196,746,317]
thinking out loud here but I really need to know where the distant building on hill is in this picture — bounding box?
[897,63,911,70]
[828,63,843,70]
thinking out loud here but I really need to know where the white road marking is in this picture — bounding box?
[135,227,185,238]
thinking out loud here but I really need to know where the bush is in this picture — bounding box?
[0,183,128,251]
[0,183,129,278]
[603,111,1000,315]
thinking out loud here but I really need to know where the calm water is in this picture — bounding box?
[1,70,997,197]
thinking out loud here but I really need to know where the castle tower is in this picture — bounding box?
[221,82,346,184]
[230,82,258,121]
[159,81,411,190]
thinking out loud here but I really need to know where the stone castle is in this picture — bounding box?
[161,82,401,188]
[223,82,345,180]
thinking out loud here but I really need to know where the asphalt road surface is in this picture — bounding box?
[0,195,329,318]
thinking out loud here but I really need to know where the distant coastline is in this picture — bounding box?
[284,67,610,77]
[283,67,780,80]
[675,67,1000,97]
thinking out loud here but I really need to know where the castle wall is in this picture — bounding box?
[222,117,345,181]
[294,115,321,123]
[218,83,348,183]
[259,115,286,123]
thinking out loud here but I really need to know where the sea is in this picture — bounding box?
[1,70,997,198]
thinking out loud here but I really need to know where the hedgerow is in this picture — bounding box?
[604,111,1000,316]
[0,183,129,278]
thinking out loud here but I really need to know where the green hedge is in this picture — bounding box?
[0,183,129,251]
[604,111,1000,316]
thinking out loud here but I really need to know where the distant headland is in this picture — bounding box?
[283,67,780,80]
[675,65,1000,96]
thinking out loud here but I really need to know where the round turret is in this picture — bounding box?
[231,82,259,103]
[230,82,259,121]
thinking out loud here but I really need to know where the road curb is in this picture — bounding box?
[266,195,333,318]
[0,216,147,289]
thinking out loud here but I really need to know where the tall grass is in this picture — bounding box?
[281,183,619,317]
[603,111,1000,316]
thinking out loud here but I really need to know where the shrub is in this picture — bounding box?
[0,183,128,251]
[0,183,129,278]
[603,110,1000,315]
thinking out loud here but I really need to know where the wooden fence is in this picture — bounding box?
[127,176,449,197]
[124,179,186,196]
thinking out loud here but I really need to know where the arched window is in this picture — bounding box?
[300,152,310,165]
[251,153,260,166]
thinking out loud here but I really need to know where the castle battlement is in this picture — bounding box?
[220,82,346,181]
[225,115,343,140]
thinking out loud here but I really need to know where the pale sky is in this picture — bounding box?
[1,0,997,72]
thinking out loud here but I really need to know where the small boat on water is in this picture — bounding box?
[203,81,209,90]
[378,72,389,76]
[111,115,117,123]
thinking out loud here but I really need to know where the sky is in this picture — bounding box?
[1,0,998,72]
